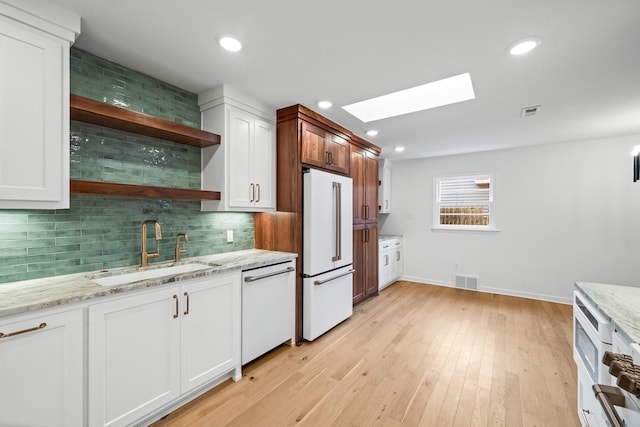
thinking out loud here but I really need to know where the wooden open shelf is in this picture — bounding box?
[70,180,220,201]
[70,94,220,148]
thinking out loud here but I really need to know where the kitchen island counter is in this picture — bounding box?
[575,281,640,346]
[0,249,296,319]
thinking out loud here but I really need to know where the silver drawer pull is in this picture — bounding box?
[0,322,47,339]
[314,269,355,286]
[244,266,294,282]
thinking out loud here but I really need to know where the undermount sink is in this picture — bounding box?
[90,262,215,287]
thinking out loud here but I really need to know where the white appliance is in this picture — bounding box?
[594,332,640,427]
[573,290,614,427]
[302,168,354,341]
[241,261,295,364]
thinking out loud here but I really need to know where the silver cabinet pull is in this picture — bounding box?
[183,292,190,316]
[172,294,179,319]
[332,181,342,261]
[0,322,46,339]
[580,409,591,427]
[256,183,261,203]
[250,183,255,202]
[314,269,355,285]
[244,266,294,282]
[593,384,625,427]
[396,252,401,261]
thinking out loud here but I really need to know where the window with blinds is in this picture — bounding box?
[434,174,494,230]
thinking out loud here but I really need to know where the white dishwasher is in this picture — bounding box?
[241,260,295,364]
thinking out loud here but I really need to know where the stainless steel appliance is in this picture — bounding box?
[302,168,354,341]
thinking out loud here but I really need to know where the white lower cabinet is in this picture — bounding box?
[576,361,607,427]
[88,272,242,427]
[0,307,84,427]
[378,237,403,291]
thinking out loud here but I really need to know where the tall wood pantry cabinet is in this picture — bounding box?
[350,136,380,305]
[255,104,381,343]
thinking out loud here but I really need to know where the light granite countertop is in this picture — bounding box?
[0,249,297,319]
[575,281,640,345]
[379,234,402,242]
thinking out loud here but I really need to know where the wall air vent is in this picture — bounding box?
[521,105,541,117]
[454,274,479,290]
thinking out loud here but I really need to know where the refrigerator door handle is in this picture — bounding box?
[332,181,341,262]
[314,269,355,286]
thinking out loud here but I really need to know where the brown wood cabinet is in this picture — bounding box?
[300,121,350,175]
[351,134,381,306]
[352,223,379,305]
[255,104,381,343]
[351,145,379,225]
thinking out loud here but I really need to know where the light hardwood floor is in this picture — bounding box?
[152,281,579,427]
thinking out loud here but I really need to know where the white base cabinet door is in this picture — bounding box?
[89,287,181,427]
[0,307,84,427]
[89,272,242,427]
[181,274,242,392]
[378,237,402,291]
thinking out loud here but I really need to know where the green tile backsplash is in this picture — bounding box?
[0,48,254,285]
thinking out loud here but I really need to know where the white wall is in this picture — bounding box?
[380,134,640,304]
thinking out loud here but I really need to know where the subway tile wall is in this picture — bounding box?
[0,48,253,285]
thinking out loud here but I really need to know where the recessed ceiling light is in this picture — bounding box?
[366,129,379,137]
[218,36,242,52]
[632,145,640,156]
[342,73,475,123]
[508,36,541,56]
[394,146,405,152]
[317,100,332,109]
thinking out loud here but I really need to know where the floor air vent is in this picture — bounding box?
[454,274,478,290]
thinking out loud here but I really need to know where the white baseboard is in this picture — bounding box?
[399,275,572,305]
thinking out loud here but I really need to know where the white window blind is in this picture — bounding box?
[434,174,494,229]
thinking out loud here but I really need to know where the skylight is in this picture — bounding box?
[342,73,475,122]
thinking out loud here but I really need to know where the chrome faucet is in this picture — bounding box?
[175,233,188,262]
[142,220,162,267]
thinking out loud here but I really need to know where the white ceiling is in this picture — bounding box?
[48,0,640,159]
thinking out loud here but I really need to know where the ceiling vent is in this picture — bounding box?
[521,105,541,117]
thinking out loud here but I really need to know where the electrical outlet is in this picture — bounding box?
[226,230,233,243]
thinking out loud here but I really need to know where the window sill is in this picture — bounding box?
[431,226,499,234]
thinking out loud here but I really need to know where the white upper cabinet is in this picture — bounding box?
[0,1,80,209]
[200,85,276,212]
[378,158,392,214]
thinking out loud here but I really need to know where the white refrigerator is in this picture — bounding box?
[302,168,354,341]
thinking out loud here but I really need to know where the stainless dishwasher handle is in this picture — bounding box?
[314,269,355,286]
[593,384,625,427]
[244,266,294,282]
